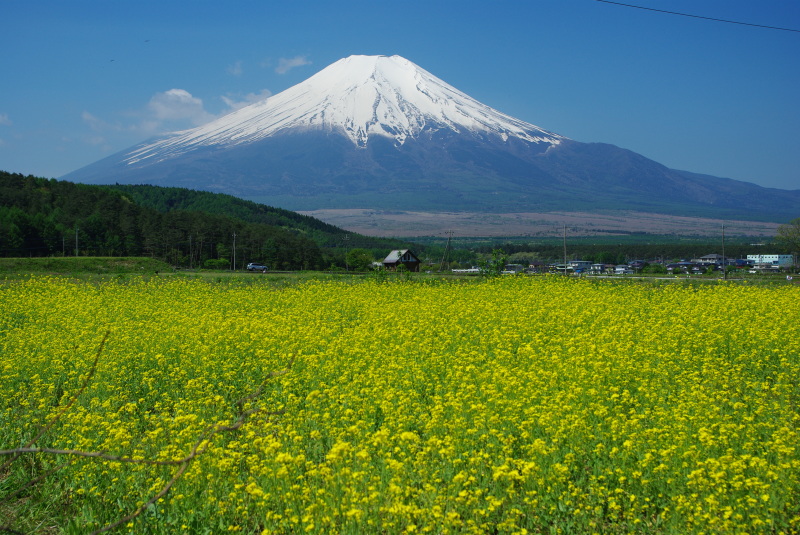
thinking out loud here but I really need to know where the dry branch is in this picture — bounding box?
[0,331,109,474]
[0,338,294,534]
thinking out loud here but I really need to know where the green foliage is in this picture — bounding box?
[0,256,172,275]
[775,218,800,254]
[641,263,667,274]
[5,171,783,274]
[368,267,389,283]
[203,258,230,270]
[473,239,759,264]
[345,248,374,272]
[105,183,413,252]
[415,234,768,270]
[479,249,508,278]
[0,171,323,270]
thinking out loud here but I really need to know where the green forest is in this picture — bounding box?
[0,172,406,270]
[2,171,789,271]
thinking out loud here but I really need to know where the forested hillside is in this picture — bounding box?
[104,184,348,247]
[0,171,326,269]
[6,171,771,271]
[102,184,412,257]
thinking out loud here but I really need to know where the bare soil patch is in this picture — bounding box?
[297,209,780,238]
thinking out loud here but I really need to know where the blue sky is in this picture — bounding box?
[2,0,798,190]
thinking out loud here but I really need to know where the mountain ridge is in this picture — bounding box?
[63,54,800,223]
[120,55,565,167]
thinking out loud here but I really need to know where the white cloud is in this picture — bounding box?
[82,111,112,132]
[147,89,214,127]
[77,113,113,149]
[275,55,311,74]
[79,88,216,150]
[228,60,243,76]
[85,135,107,147]
[221,89,272,111]
[0,113,12,126]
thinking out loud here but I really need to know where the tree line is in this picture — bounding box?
[4,171,793,271]
[103,183,414,266]
[473,240,775,265]
[0,172,324,270]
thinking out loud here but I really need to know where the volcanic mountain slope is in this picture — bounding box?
[63,55,800,220]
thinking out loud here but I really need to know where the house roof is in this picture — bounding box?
[383,249,419,263]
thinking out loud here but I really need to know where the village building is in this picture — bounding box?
[614,264,634,275]
[746,254,794,267]
[692,253,734,266]
[501,264,526,275]
[568,260,592,272]
[382,249,421,272]
[452,266,480,274]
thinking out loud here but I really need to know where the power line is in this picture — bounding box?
[594,0,800,33]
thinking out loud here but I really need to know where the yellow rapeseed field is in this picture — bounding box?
[1,276,799,534]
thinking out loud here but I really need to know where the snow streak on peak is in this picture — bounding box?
[124,55,566,165]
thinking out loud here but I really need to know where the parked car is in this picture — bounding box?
[246,263,268,272]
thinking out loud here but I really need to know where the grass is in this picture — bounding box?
[1,257,795,288]
[0,257,172,276]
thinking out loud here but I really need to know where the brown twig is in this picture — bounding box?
[2,458,74,502]
[0,409,285,465]
[0,331,109,474]
[88,444,197,535]
[88,394,287,533]
[30,331,109,446]
[1,347,293,534]
[235,359,294,412]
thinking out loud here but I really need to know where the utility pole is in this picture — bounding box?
[343,234,350,271]
[722,224,727,280]
[232,232,236,271]
[563,224,568,276]
[439,230,453,272]
[75,227,79,257]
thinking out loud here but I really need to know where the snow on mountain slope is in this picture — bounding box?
[124,55,565,166]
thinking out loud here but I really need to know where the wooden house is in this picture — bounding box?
[382,249,421,272]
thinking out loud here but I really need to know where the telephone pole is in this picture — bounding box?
[343,234,350,271]
[722,224,727,280]
[439,230,453,272]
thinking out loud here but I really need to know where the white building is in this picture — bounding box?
[568,260,592,271]
[692,253,734,265]
[589,263,606,274]
[747,254,794,267]
[501,264,526,275]
[452,266,480,274]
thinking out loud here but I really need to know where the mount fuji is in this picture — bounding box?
[64,55,800,221]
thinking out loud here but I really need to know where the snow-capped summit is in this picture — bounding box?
[124,55,564,165]
[64,55,800,220]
